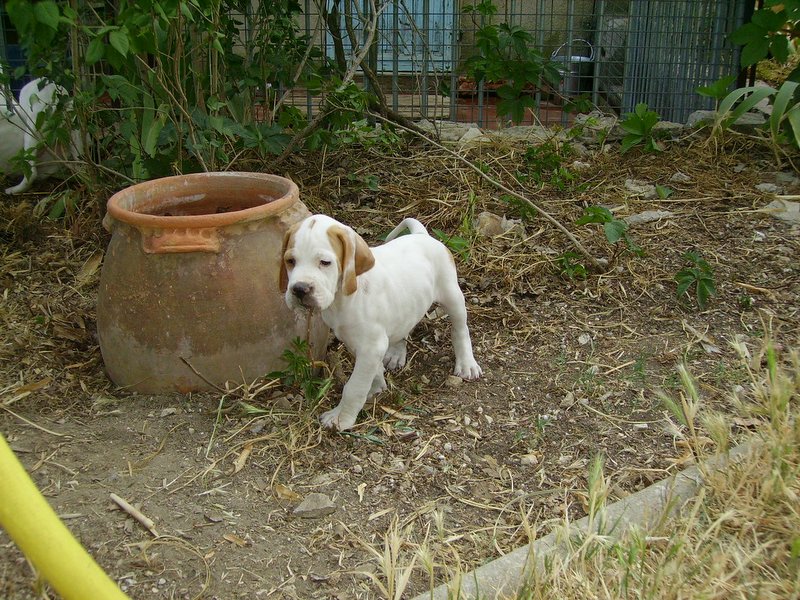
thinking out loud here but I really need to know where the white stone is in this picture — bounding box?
[292,493,336,518]
[763,199,800,224]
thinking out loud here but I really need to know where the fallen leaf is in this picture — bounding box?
[232,442,253,474]
[273,483,302,502]
[77,251,103,286]
[357,482,367,503]
[380,406,418,421]
[223,533,250,547]
[14,377,52,394]
[368,508,395,521]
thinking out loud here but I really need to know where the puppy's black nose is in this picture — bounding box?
[291,282,313,299]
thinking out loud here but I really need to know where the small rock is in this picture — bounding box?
[686,110,715,128]
[756,182,781,195]
[292,493,336,518]
[388,458,407,474]
[273,395,292,410]
[775,171,800,186]
[624,210,674,226]
[571,160,592,170]
[686,109,765,130]
[578,332,592,346]
[624,178,657,199]
[652,120,683,135]
[459,127,490,145]
[474,211,522,237]
[309,473,336,487]
[369,451,384,466]
[669,171,691,183]
[446,375,463,387]
[763,199,800,224]
[159,407,177,418]
[560,391,576,408]
[734,163,746,173]
[520,453,540,466]
[352,464,363,474]
[474,211,505,237]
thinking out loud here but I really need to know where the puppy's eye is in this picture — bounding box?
[285,258,295,267]
[320,259,332,267]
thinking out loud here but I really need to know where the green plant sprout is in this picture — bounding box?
[576,206,642,255]
[620,103,663,153]
[269,338,332,405]
[675,251,717,310]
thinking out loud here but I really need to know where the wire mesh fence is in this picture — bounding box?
[281,0,751,128]
[0,0,752,129]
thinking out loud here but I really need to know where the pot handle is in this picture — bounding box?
[103,214,221,253]
[141,227,221,254]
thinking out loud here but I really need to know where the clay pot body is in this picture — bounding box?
[97,172,327,393]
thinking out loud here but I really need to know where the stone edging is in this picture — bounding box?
[413,442,755,600]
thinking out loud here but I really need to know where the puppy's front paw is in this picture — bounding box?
[320,407,358,431]
[454,360,483,381]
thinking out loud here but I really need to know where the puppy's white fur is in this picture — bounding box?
[0,75,80,194]
[280,215,482,431]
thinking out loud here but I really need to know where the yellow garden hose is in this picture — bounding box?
[0,433,129,599]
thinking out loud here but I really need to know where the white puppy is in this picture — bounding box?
[279,215,482,431]
[0,76,79,194]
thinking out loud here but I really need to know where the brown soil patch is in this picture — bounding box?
[1,134,799,599]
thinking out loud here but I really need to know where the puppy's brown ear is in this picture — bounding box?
[329,225,374,296]
[278,223,299,293]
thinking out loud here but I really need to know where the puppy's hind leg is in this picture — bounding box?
[383,339,407,371]
[4,132,36,195]
[439,280,482,380]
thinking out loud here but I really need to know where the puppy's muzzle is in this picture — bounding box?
[290,282,316,308]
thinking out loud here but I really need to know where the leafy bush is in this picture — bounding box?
[462,0,561,124]
[6,0,327,183]
[518,141,576,190]
[729,1,800,81]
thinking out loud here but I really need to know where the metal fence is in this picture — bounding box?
[286,0,752,127]
[0,0,753,127]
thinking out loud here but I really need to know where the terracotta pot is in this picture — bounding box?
[97,172,327,393]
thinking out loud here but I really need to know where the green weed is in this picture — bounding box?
[620,103,663,153]
[269,338,332,405]
[576,206,643,255]
[675,251,717,310]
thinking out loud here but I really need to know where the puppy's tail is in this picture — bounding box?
[385,218,429,241]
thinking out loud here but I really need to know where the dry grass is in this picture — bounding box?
[1,126,799,598]
[518,340,800,600]
[351,339,800,599]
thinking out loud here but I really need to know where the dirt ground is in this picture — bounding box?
[1,130,799,599]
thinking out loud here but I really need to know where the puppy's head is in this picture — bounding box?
[279,215,374,311]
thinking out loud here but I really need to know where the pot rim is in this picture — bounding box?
[106,172,300,229]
